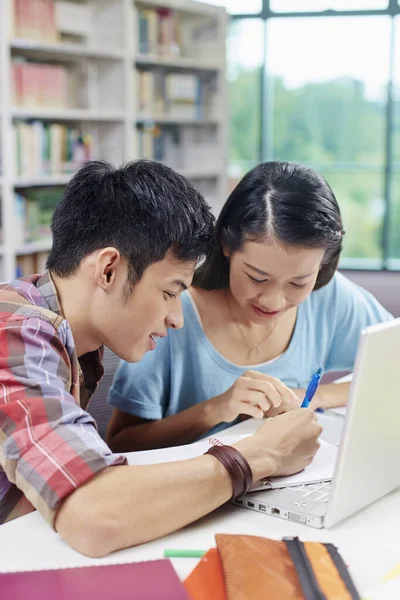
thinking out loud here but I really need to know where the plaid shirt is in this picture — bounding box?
[0,272,127,527]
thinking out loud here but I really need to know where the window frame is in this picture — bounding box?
[228,0,400,270]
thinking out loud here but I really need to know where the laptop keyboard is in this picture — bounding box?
[280,481,331,504]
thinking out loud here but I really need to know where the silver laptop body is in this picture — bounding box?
[235,318,400,528]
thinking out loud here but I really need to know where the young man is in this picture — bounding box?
[0,159,322,557]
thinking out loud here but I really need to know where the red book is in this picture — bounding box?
[0,559,189,600]
[18,0,27,38]
[47,0,57,42]
[13,0,21,37]
[37,0,45,41]
[11,63,22,106]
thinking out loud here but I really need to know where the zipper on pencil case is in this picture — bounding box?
[324,543,361,600]
[284,537,327,600]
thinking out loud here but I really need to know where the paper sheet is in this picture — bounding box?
[125,435,337,490]
[328,373,352,417]
[261,439,337,489]
[328,407,347,417]
[364,576,400,600]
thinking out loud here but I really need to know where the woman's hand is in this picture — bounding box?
[206,370,300,424]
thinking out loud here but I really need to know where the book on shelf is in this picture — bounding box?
[12,60,70,109]
[166,73,203,119]
[12,0,59,44]
[138,71,214,120]
[138,123,219,172]
[181,125,219,168]
[14,121,92,178]
[15,187,63,247]
[138,8,181,57]
[16,250,50,278]
[16,254,35,278]
[138,123,180,166]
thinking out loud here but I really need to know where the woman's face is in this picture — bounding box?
[226,238,326,323]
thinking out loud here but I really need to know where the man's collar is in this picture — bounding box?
[35,272,64,317]
[36,272,104,394]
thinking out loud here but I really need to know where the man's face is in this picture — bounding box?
[94,252,196,362]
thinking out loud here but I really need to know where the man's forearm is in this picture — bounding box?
[109,401,218,452]
[55,455,233,557]
[56,408,321,558]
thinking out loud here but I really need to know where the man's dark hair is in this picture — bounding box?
[194,161,344,292]
[47,160,215,289]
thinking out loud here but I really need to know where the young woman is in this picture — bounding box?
[107,162,392,452]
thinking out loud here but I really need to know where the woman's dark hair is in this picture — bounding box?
[193,161,344,292]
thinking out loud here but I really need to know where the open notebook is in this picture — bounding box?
[125,435,338,491]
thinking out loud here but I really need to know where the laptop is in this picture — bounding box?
[234,318,400,529]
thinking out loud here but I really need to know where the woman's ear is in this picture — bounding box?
[222,244,230,258]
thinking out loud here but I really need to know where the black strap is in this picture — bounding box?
[324,543,361,600]
[284,537,327,600]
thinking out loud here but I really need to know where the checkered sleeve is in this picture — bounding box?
[0,316,127,527]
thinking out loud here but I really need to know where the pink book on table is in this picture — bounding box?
[0,559,189,600]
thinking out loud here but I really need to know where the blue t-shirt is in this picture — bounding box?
[108,272,393,436]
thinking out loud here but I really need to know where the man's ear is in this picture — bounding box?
[94,247,122,291]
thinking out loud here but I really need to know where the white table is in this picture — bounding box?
[0,413,399,596]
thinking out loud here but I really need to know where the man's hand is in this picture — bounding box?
[233,408,322,480]
[206,370,300,424]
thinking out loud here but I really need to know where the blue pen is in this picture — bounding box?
[301,369,322,408]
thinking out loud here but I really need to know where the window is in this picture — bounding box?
[266,16,391,261]
[195,0,262,14]
[225,3,400,267]
[270,1,389,12]
[227,19,264,187]
[389,16,400,263]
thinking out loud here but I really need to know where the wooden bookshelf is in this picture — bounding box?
[14,175,73,188]
[136,115,222,125]
[10,39,125,60]
[136,0,220,16]
[11,108,125,121]
[179,168,219,179]
[0,0,227,280]
[136,54,222,71]
[15,239,53,255]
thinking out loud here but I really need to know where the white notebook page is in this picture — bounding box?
[125,435,337,490]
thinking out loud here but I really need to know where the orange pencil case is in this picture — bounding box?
[184,534,360,600]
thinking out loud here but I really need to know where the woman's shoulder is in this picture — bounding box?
[188,287,226,313]
[186,287,228,332]
[307,271,390,320]
[299,272,349,325]
[309,271,354,306]
[311,271,378,305]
